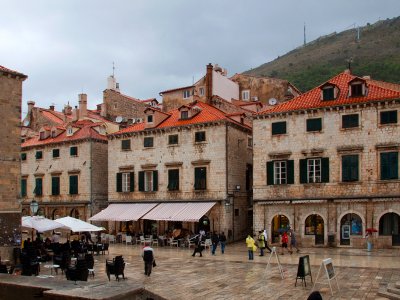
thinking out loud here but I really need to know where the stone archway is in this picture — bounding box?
[70,208,80,219]
[339,212,363,245]
[270,214,291,244]
[379,212,400,246]
[304,214,325,245]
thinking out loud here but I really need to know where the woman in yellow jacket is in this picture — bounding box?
[245,234,256,260]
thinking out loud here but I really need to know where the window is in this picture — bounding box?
[195,131,206,142]
[144,137,154,148]
[300,158,329,183]
[194,167,207,190]
[183,90,191,99]
[380,110,397,125]
[180,111,189,119]
[350,83,363,97]
[39,131,46,140]
[69,175,79,194]
[342,155,359,182]
[168,134,179,145]
[51,131,57,138]
[21,153,27,161]
[53,149,60,158]
[199,87,205,96]
[34,178,43,196]
[138,171,158,192]
[322,87,335,100]
[116,172,134,192]
[271,121,287,135]
[70,146,78,156]
[35,151,43,160]
[168,169,180,191]
[342,114,359,129]
[380,152,398,180]
[21,179,27,197]
[266,160,294,185]
[51,176,60,195]
[67,127,73,135]
[242,90,250,101]
[147,115,153,123]
[306,118,322,132]
[247,136,253,148]
[121,139,131,150]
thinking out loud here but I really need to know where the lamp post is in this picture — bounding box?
[30,199,39,216]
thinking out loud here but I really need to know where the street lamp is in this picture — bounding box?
[30,199,39,216]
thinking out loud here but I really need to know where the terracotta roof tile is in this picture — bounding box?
[0,65,27,78]
[112,101,251,136]
[159,85,194,95]
[259,72,400,115]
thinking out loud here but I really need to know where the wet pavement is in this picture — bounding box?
[34,242,400,299]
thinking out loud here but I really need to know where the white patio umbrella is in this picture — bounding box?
[54,216,103,232]
[22,216,66,232]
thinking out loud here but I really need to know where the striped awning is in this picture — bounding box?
[89,203,158,222]
[142,202,216,222]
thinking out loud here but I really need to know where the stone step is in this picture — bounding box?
[388,284,400,295]
[378,289,400,300]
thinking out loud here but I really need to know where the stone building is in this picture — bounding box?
[0,65,27,258]
[253,70,400,248]
[93,101,253,241]
[160,63,300,112]
[20,94,119,221]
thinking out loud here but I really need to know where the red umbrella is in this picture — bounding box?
[366,228,378,233]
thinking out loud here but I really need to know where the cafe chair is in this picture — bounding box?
[125,236,132,245]
[85,254,95,278]
[106,255,125,281]
[66,258,89,282]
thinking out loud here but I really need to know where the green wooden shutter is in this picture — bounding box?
[342,156,349,181]
[69,175,78,194]
[52,177,60,195]
[299,159,308,184]
[287,160,294,184]
[152,171,158,191]
[138,171,145,191]
[35,178,42,195]
[381,152,399,180]
[194,168,201,189]
[116,173,122,192]
[129,172,135,192]
[321,157,330,183]
[267,162,274,185]
[21,179,27,197]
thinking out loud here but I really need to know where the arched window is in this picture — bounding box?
[70,208,80,219]
[341,213,362,236]
[52,209,61,220]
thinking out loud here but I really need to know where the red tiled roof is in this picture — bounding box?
[141,98,158,103]
[112,101,251,136]
[259,72,400,115]
[22,121,107,148]
[41,110,66,124]
[0,65,27,78]
[159,85,194,95]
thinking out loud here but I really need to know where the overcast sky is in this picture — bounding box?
[1,0,399,114]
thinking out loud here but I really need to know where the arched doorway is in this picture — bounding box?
[52,209,61,220]
[305,214,324,245]
[70,208,80,219]
[340,213,363,245]
[271,215,290,243]
[379,212,400,246]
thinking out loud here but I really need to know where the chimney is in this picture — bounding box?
[72,106,79,122]
[100,103,107,117]
[78,93,87,119]
[344,69,351,75]
[63,103,72,115]
[27,101,35,114]
[205,63,213,103]
[49,105,55,111]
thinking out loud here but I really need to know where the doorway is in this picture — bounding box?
[379,213,400,246]
[340,213,363,245]
[271,214,290,243]
[305,214,324,245]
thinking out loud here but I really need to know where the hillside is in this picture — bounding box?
[245,17,400,92]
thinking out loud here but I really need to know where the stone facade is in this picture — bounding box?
[0,66,27,258]
[107,111,252,241]
[253,78,400,248]
[21,131,109,221]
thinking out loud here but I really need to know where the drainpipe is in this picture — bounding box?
[89,139,93,221]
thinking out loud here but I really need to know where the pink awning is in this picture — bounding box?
[89,203,158,222]
[141,202,216,222]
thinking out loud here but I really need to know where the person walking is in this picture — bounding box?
[191,233,205,257]
[280,231,290,255]
[245,234,256,260]
[258,230,265,256]
[219,232,227,254]
[263,229,272,253]
[142,242,155,276]
[289,227,300,254]
[211,231,219,255]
